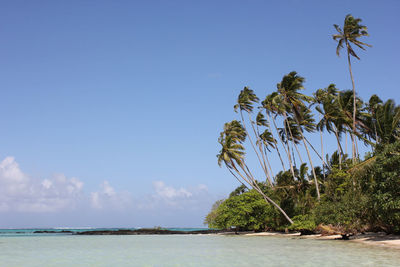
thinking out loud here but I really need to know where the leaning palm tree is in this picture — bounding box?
[234,87,273,186]
[217,128,294,224]
[262,92,293,172]
[256,112,276,183]
[333,14,371,163]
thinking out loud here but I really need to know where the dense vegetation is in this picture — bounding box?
[205,15,400,234]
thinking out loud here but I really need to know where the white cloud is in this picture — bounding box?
[0,156,216,225]
[90,181,131,210]
[152,181,193,199]
[0,157,84,212]
[137,181,211,210]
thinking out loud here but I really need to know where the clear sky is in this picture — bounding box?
[0,0,399,228]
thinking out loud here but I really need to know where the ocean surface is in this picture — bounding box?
[0,229,399,266]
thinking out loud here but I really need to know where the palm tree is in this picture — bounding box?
[279,116,304,165]
[374,99,400,144]
[263,92,299,175]
[256,112,276,183]
[217,127,294,224]
[336,90,370,156]
[362,95,383,145]
[333,14,371,163]
[265,92,298,179]
[276,72,321,200]
[314,84,341,169]
[234,87,273,186]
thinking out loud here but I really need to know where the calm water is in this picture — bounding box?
[0,234,399,266]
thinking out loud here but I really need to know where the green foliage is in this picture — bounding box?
[212,14,400,235]
[363,141,400,233]
[313,193,369,232]
[289,214,316,233]
[205,190,280,231]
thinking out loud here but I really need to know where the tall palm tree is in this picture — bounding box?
[333,14,371,163]
[276,72,321,200]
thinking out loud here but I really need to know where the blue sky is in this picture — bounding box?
[0,0,399,228]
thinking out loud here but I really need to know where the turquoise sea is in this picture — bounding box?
[0,229,399,266]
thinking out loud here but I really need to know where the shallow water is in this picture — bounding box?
[0,235,399,266]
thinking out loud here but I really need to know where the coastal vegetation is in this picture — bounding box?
[206,15,400,234]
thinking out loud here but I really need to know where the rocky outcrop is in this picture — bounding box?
[76,228,224,235]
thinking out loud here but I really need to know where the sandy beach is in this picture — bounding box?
[235,231,400,249]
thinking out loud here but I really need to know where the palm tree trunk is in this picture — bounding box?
[333,125,343,169]
[240,110,273,187]
[266,113,286,170]
[272,115,294,174]
[319,116,326,180]
[293,142,304,165]
[355,136,359,160]
[347,49,356,164]
[295,122,321,200]
[282,112,297,178]
[232,161,293,224]
[304,137,331,170]
[264,150,275,181]
[253,185,294,224]
[253,118,276,187]
[227,167,248,188]
[284,117,304,165]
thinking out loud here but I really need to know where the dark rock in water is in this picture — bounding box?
[76,229,225,235]
[33,230,73,234]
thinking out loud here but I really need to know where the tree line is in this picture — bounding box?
[206,15,400,234]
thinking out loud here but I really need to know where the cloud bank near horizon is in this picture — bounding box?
[0,156,217,227]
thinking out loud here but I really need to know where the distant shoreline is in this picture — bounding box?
[7,228,400,249]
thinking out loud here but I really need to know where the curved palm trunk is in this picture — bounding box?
[227,167,248,188]
[304,137,331,170]
[347,49,356,164]
[253,185,294,224]
[230,161,293,224]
